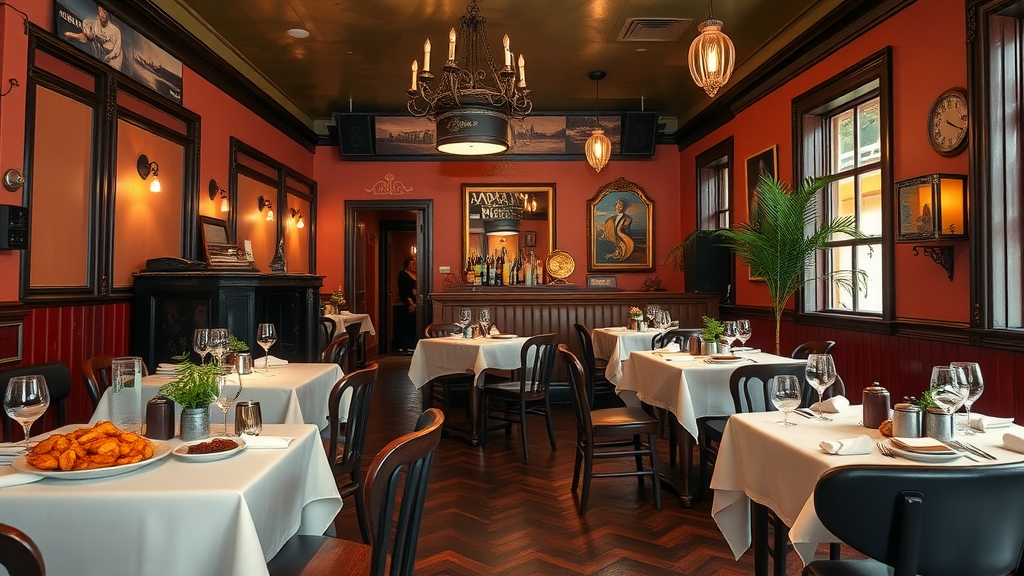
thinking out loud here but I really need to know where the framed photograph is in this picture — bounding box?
[586,275,618,288]
[587,177,654,272]
[463,184,555,262]
[745,145,778,216]
[523,231,537,248]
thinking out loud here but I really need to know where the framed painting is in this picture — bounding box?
[462,184,555,263]
[587,177,654,272]
[745,145,777,215]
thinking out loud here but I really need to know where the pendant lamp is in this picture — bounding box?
[585,71,611,173]
[688,0,735,98]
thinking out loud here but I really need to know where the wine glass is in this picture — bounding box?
[256,323,278,374]
[950,362,984,435]
[930,365,968,415]
[4,375,49,449]
[193,328,211,364]
[770,375,802,427]
[736,319,752,349]
[459,308,473,330]
[478,309,491,338]
[805,353,837,421]
[208,328,230,368]
[216,368,243,436]
[721,321,739,352]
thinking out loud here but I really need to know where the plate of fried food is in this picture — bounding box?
[12,421,171,480]
[173,437,246,463]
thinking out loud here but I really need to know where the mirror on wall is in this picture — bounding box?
[462,184,556,273]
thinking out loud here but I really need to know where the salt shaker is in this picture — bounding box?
[862,384,891,429]
[892,403,922,437]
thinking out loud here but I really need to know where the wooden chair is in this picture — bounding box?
[481,333,559,461]
[325,363,378,544]
[321,335,350,368]
[319,317,337,357]
[790,340,835,359]
[82,356,151,410]
[345,322,366,373]
[268,408,444,576]
[0,524,44,576]
[803,463,1024,576]
[421,323,472,435]
[571,324,616,409]
[0,363,73,441]
[651,328,701,350]
[559,345,660,516]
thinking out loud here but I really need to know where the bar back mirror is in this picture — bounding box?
[462,184,556,270]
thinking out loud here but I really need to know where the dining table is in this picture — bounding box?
[408,334,529,445]
[0,423,342,576]
[711,407,1024,576]
[91,363,344,430]
[615,349,801,506]
[591,326,664,385]
[325,312,376,336]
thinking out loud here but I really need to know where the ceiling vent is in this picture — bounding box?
[617,18,691,42]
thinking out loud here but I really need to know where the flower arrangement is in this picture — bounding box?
[158,354,219,410]
[629,306,644,320]
[701,315,725,342]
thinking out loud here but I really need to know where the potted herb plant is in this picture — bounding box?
[158,355,220,441]
[225,334,251,374]
[700,315,726,355]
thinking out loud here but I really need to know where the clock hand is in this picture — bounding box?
[946,119,965,129]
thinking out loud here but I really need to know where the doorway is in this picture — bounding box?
[345,200,432,356]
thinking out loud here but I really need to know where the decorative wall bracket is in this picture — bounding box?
[912,245,954,281]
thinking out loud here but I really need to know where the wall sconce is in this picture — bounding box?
[896,174,967,241]
[209,179,229,213]
[137,154,160,193]
[290,208,305,229]
[2,169,24,192]
[258,196,274,221]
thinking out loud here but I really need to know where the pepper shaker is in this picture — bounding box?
[862,384,891,429]
[892,403,922,438]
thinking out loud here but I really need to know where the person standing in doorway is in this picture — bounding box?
[395,256,418,354]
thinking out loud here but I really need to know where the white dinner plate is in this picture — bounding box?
[705,355,747,365]
[173,437,246,462]
[886,441,964,463]
[490,334,518,339]
[12,441,172,480]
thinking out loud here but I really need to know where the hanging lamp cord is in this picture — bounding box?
[708,0,714,19]
[595,79,601,130]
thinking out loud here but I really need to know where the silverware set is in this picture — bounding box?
[794,408,815,419]
[876,441,896,458]
[947,439,997,460]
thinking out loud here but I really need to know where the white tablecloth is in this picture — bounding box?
[615,350,800,440]
[711,408,1024,566]
[0,423,341,576]
[592,327,660,384]
[408,336,528,389]
[326,312,376,336]
[92,363,344,430]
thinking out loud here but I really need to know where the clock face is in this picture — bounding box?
[929,89,968,156]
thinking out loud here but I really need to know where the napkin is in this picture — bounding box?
[664,355,695,362]
[239,434,293,449]
[819,435,873,455]
[1003,432,1024,454]
[257,355,289,367]
[733,348,762,354]
[0,467,42,488]
[808,395,851,414]
[971,415,1015,431]
[654,343,681,353]
[489,326,500,336]
[890,437,953,452]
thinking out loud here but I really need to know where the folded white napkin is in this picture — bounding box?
[971,415,1014,431]
[489,326,500,336]
[1003,432,1024,454]
[663,343,681,353]
[0,467,42,488]
[733,348,762,354]
[809,395,851,414]
[819,435,874,455]
[665,355,695,362]
[257,355,289,367]
[0,443,25,456]
[239,434,293,449]
[157,363,179,370]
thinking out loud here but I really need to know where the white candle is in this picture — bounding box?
[503,34,511,67]
[448,28,456,60]
[411,60,418,91]
[518,54,526,87]
[423,39,431,72]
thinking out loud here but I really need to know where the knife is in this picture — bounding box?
[952,440,998,460]
[794,408,814,419]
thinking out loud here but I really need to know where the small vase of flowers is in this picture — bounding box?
[629,306,644,331]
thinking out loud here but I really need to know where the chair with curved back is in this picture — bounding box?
[319,316,337,357]
[651,328,702,350]
[421,323,473,436]
[81,356,152,411]
[321,334,350,369]
[803,463,1024,576]
[481,333,559,461]
[268,408,445,576]
[572,324,616,409]
[325,362,378,544]
[1,362,73,441]
[0,524,44,576]
[559,345,660,516]
[345,322,366,373]
[790,340,835,359]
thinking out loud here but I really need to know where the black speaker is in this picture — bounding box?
[333,113,375,156]
[683,233,731,294]
[0,204,27,250]
[619,111,658,156]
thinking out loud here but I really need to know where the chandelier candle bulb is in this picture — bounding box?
[448,28,456,60]
[503,34,511,66]
[411,60,418,91]
[423,39,431,72]
[518,54,526,86]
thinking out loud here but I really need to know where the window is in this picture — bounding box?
[696,137,733,230]
[793,49,893,322]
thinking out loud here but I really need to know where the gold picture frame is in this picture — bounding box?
[587,177,654,272]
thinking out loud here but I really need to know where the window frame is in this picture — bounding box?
[695,136,734,231]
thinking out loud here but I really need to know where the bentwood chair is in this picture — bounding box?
[803,463,1024,576]
[559,345,660,516]
[572,324,617,409]
[325,363,378,544]
[481,333,559,461]
[0,524,44,576]
[319,317,337,356]
[345,322,366,373]
[268,408,444,576]
[1,362,73,441]
[321,335,350,369]
[651,328,701,350]
[421,323,473,435]
[790,340,835,359]
[81,355,151,410]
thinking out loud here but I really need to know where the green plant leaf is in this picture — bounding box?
[158,357,219,409]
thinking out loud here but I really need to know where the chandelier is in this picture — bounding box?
[687,0,735,98]
[584,71,611,173]
[407,0,532,155]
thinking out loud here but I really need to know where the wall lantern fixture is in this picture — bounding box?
[209,179,229,213]
[290,208,305,229]
[137,154,160,193]
[257,196,274,222]
[896,173,967,282]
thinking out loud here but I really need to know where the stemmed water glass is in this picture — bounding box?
[950,361,984,435]
[770,375,802,427]
[193,328,211,364]
[736,319,752,349]
[459,308,473,331]
[805,353,837,421]
[216,367,242,436]
[721,321,739,352]
[478,309,491,338]
[930,365,969,417]
[256,323,277,374]
[4,375,49,449]
[209,328,230,368]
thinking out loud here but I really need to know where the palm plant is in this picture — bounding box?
[713,175,860,355]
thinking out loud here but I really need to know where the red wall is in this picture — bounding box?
[314,145,683,294]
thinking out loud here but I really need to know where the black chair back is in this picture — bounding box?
[790,340,835,359]
[572,324,601,407]
[425,322,461,338]
[0,362,72,440]
[0,524,44,576]
[652,328,701,350]
[727,363,808,413]
[365,408,444,576]
[327,362,377,543]
[813,463,1024,576]
[319,316,337,354]
[345,322,366,371]
[321,334,349,368]
[559,344,593,439]
[518,333,559,398]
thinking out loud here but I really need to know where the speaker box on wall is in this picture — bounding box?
[619,111,658,156]
[334,113,375,156]
[0,204,28,250]
[682,233,731,294]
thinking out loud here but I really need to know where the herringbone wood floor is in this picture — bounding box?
[329,356,843,575]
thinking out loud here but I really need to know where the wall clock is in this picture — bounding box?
[928,88,968,157]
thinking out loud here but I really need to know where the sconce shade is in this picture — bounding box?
[896,174,967,241]
[585,129,611,173]
[290,208,305,229]
[478,190,522,236]
[149,178,161,193]
[688,18,735,98]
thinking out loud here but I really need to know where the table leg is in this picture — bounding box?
[752,502,769,576]
[677,423,696,507]
[468,384,481,447]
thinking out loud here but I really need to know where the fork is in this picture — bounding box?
[876,441,896,458]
